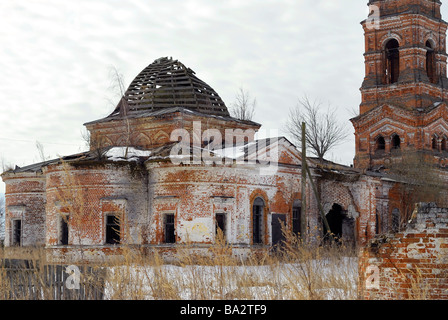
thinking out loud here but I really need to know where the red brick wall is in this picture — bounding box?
[86,111,260,150]
[3,137,412,262]
[2,173,46,246]
[359,203,448,300]
[146,158,303,246]
[352,103,448,170]
[43,161,148,247]
[360,0,447,113]
[352,0,448,170]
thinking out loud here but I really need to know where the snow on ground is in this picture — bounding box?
[104,257,358,300]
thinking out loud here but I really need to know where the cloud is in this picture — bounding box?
[3,0,442,193]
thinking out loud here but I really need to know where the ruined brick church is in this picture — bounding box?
[2,0,448,261]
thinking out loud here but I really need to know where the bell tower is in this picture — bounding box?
[351,0,448,170]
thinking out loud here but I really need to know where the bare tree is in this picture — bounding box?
[35,140,48,162]
[109,66,132,157]
[109,67,127,104]
[229,87,256,121]
[287,96,349,162]
[1,156,13,173]
[80,127,92,149]
[80,127,111,161]
[83,66,133,158]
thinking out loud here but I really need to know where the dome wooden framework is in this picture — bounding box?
[111,57,229,118]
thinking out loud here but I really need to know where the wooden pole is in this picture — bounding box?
[301,122,307,242]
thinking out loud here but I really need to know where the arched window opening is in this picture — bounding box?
[426,40,437,84]
[376,136,386,151]
[441,137,447,152]
[432,135,439,151]
[391,134,401,149]
[384,39,400,84]
[252,197,265,245]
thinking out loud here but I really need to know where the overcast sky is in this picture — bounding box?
[2,1,444,194]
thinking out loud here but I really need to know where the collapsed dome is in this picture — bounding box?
[111,57,230,118]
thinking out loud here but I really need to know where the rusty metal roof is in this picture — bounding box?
[107,57,229,119]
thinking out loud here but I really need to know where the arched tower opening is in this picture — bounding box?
[426,40,437,84]
[391,134,401,150]
[375,135,386,152]
[384,39,400,84]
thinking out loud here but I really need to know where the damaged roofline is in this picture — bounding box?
[83,106,262,128]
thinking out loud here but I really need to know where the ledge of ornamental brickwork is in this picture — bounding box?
[358,203,448,300]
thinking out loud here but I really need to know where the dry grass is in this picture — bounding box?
[0,230,363,300]
[12,230,447,300]
[101,231,359,300]
[0,232,361,300]
[10,240,443,300]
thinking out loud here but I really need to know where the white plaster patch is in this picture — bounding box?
[180,218,212,242]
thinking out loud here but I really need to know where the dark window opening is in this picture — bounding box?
[215,213,226,240]
[61,216,69,245]
[252,197,265,245]
[385,39,400,84]
[426,41,437,84]
[105,215,120,245]
[12,220,22,246]
[391,134,401,149]
[375,211,380,235]
[376,136,386,151]
[271,214,287,247]
[324,204,344,240]
[432,136,439,151]
[292,200,302,237]
[392,208,400,233]
[164,213,176,244]
[441,138,447,151]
